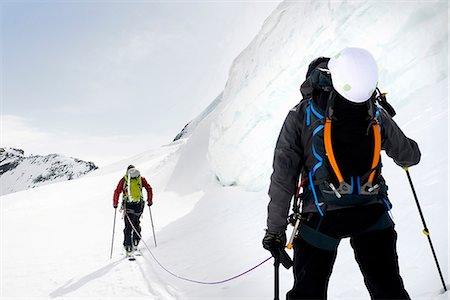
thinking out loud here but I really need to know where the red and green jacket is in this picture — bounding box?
[113,176,153,207]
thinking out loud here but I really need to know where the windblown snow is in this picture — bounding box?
[1,1,448,299]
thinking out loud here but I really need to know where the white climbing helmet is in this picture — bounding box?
[328,47,378,103]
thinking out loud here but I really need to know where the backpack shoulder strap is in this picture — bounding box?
[137,176,142,190]
[123,175,128,189]
[323,93,382,192]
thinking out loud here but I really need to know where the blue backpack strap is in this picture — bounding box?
[306,99,326,216]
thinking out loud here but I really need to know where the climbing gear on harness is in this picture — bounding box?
[287,178,306,249]
[404,168,447,292]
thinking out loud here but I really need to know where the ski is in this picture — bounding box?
[128,254,136,261]
[127,251,136,261]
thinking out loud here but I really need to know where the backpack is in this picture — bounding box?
[123,169,143,203]
[298,57,395,216]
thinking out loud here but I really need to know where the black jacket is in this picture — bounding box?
[267,96,421,233]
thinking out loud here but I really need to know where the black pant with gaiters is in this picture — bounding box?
[123,201,144,248]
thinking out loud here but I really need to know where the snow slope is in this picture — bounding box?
[1,1,448,299]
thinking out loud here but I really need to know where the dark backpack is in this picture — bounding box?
[296,57,395,215]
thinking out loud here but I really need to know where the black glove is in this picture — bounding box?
[263,230,293,269]
[147,201,153,207]
[113,204,117,209]
[262,230,286,253]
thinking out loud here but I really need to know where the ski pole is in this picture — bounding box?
[149,206,157,247]
[274,252,280,300]
[404,168,447,292]
[110,207,117,259]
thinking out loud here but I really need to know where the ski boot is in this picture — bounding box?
[124,245,135,261]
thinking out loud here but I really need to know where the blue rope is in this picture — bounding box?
[124,213,272,285]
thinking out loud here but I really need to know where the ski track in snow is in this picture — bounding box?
[49,252,180,299]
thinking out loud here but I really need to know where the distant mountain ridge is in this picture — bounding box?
[0,147,98,195]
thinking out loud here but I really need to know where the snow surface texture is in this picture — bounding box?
[1,1,449,299]
[0,147,97,195]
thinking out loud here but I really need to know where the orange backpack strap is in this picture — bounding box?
[368,120,382,184]
[324,116,381,188]
[324,117,344,184]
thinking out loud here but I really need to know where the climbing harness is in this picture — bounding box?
[124,212,272,285]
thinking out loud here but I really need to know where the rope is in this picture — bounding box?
[124,212,272,285]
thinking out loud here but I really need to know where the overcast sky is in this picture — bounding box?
[1,1,280,166]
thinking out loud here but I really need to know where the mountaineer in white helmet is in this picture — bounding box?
[263,47,420,299]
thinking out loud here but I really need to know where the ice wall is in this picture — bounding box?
[207,1,448,191]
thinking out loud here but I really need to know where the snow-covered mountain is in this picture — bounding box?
[1,1,448,299]
[0,147,98,195]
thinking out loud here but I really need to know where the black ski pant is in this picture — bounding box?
[287,204,410,300]
[123,201,144,247]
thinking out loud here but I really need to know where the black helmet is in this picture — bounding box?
[127,164,135,170]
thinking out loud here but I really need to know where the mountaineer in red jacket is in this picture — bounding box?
[113,165,153,254]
